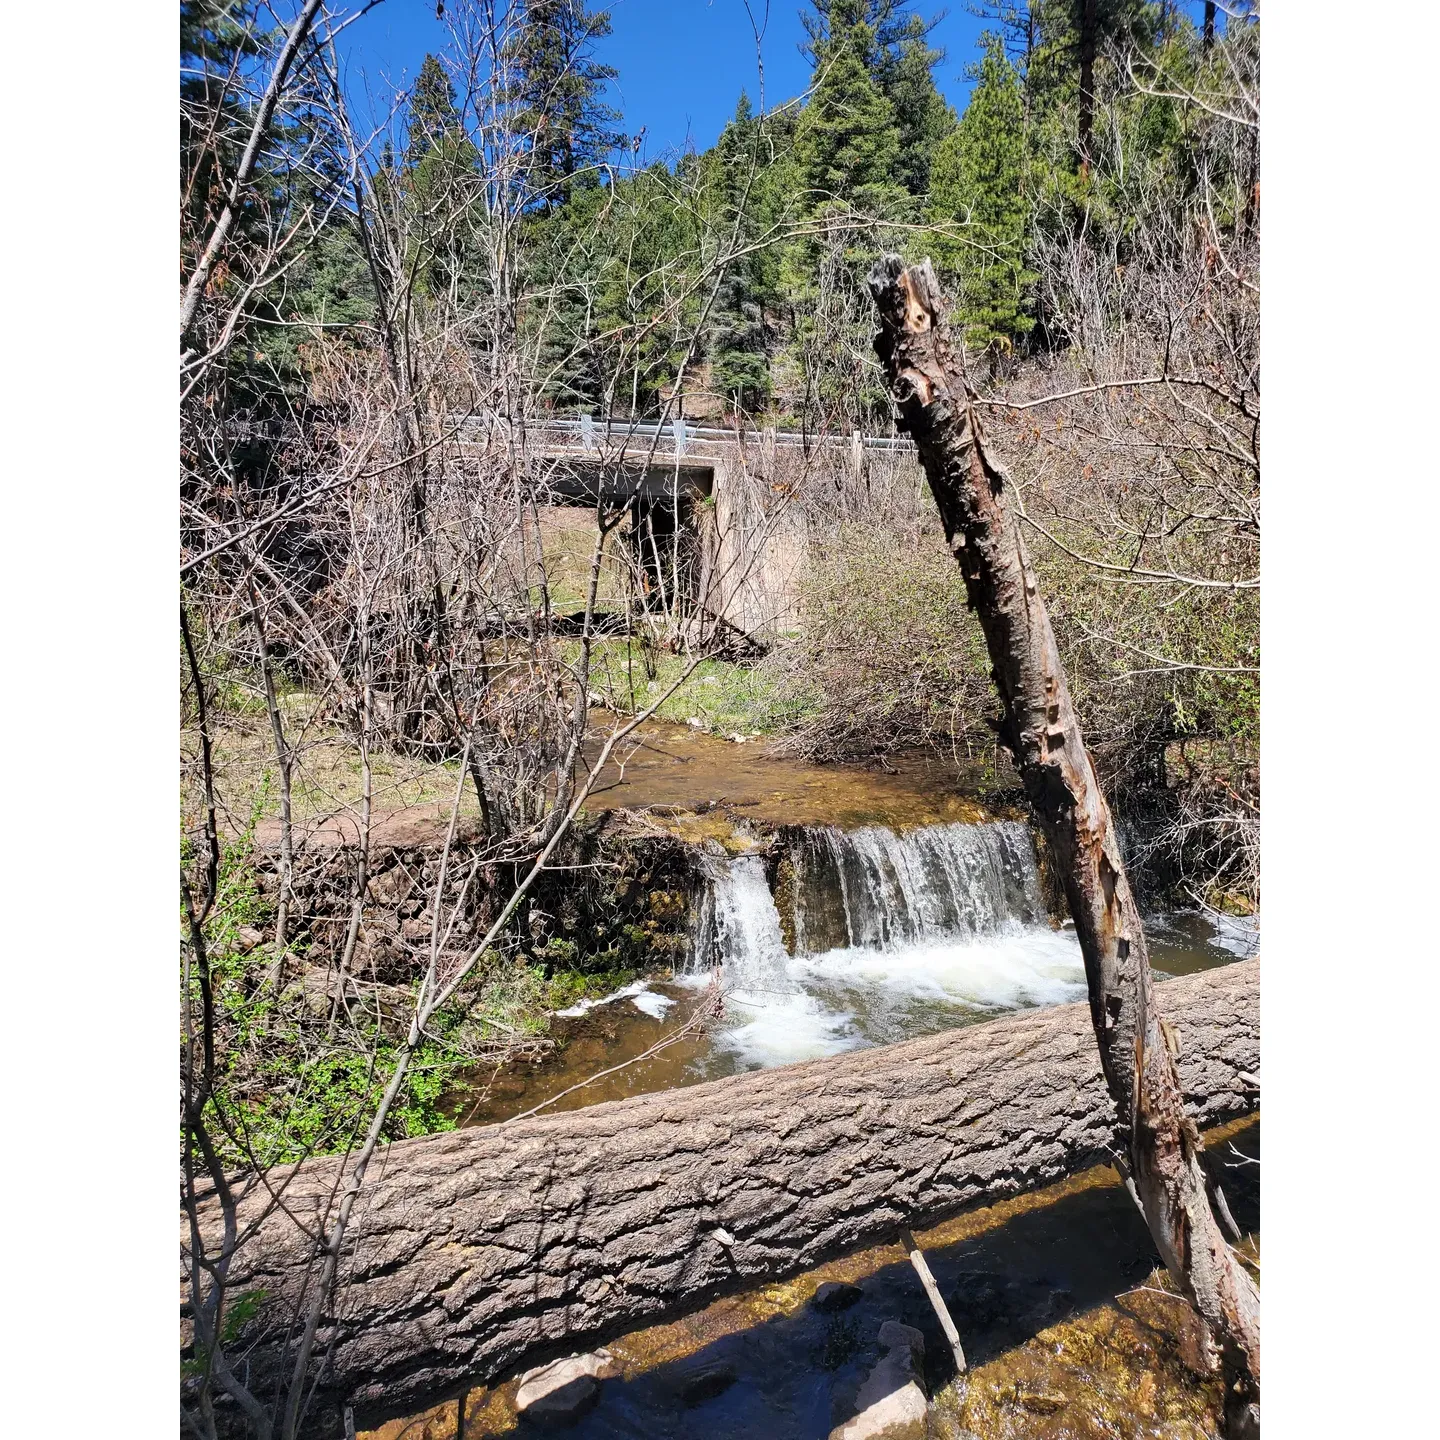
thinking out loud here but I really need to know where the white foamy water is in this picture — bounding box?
[795,926,1088,1013]
[711,988,861,1068]
[707,928,1087,1069]
[555,979,677,1019]
[683,824,1248,1075]
[1210,912,1260,957]
[688,827,1090,1070]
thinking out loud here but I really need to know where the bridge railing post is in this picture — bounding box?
[850,427,866,486]
[673,415,687,457]
[581,413,595,454]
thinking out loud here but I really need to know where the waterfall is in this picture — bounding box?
[788,820,1046,956]
[684,821,1084,1071]
[693,851,794,998]
[672,818,1230,1075]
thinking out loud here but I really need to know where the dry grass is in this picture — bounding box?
[182,690,476,841]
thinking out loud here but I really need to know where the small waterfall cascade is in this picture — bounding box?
[685,822,1081,1070]
[693,851,795,997]
[788,820,1046,956]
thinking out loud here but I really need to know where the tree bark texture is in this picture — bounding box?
[866,256,1260,1422]
[191,961,1257,1435]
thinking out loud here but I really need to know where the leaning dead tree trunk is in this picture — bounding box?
[867,256,1260,1431]
[188,961,1257,1437]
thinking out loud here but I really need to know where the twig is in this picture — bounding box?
[900,1227,967,1375]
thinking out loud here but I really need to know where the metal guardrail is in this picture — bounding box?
[453,413,915,458]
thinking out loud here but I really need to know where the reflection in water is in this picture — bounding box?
[582,724,1008,830]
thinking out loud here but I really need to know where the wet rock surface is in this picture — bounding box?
[672,1358,738,1406]
[813,1281,865,1313]
[949,1272,1075,1343]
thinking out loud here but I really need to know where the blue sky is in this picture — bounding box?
[336,1,1220,162]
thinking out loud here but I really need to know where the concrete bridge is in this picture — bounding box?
[456,415,917,637]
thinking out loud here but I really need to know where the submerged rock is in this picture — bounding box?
[674,1358,738,1405]
[876,1321,925,1363]
[514,1350,616,1424]
[1016,1390,1068,1415]
[812,1281,864,1313]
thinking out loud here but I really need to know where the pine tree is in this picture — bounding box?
[927,35,1035,368]
[181,2,266,254]
[181,1,342,404]
[800,3,954,197]
[525,177,610,412]
[506,0,625,209]
[409,54,461,158]
[794,19,903,210]
[799,0,935,65]
[708,93,776,416]
[880,17,958,197]
[592,163,702,415]
[1026,0,1158,171]
[404,54,480,300]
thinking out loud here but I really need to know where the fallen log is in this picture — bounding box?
[195,959,1257,1434]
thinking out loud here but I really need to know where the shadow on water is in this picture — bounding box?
[363,1117,1259,1440]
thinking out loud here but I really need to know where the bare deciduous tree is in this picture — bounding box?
[869,253,1260,1437]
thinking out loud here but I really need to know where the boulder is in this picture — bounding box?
[828,1322,928,1440]
[514,1350,617,1424]
[876,1321,925,1366]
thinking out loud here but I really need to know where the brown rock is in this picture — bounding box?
[367,866,416,907]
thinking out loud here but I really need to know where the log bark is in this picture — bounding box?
[866,256,1261,1428]
[191,961,1257,1435]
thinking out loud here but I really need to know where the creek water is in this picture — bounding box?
[406,737,1257,1439]
[582,723,1004,830]
[456,813,1254,1126]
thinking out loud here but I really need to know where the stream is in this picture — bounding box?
[410,730,1258,1437]
[458,809,1255,1128]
